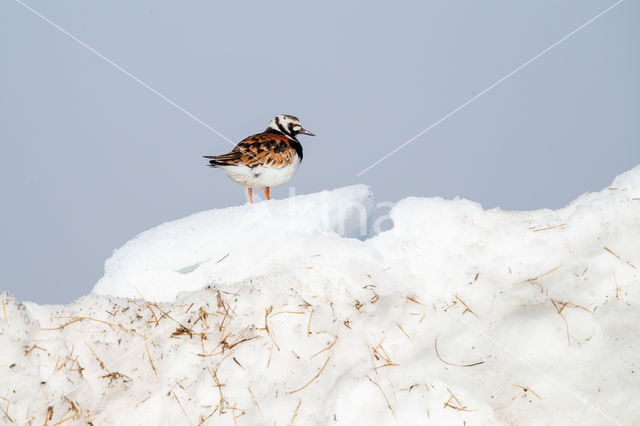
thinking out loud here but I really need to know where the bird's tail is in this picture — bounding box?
[203,155,231,168]
[203,152,242,167]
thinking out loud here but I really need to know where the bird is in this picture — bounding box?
[203,115,315,203]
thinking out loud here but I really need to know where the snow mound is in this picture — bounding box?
[2,166,640,425]
[93,185,375,301]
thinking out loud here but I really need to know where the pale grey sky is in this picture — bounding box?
[1,0,638,304]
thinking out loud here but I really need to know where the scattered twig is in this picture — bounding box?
[43,316,145,339]
[184,303,194,314]
[100,371,131,385]
[532,224,566,232]
[143,332,157,375]
[373,337,386,354]
[44,406,54,425]
[264,306,280,351]
[24,344,46,356]
[289,400,302,426]
[267,344,274,368]
[226,336,258,351]
[247,387,263,419]
[512,383,542,399]
[134,288,160,326]
[529,265,563,281]
[366,376,397,420]
[372,337,393,363]
[614,271,626,304]
[271,311,306,317]
[151,304,193,337]
[173,392,190,423]
[198,407,217,425]
[525,265,562,292]
[233,357,244,369]
[0,403,13,423]
[396,324,412,343]
[216,291,233,333]
[311,336,338,358]
[604,247,637,270]
[171,326,194,338]
[193,307,210,330]
[551,299,571,346]
[1,297,8,325]
[216,253,230,264]
[307,309,314,337]
[443,388,473,412]
[85,342,109,373]
[406,296,424,306]
[51,412,79,426]
[205,363,227,414]
[62,397,79,418]
[371,337,398,370]
[453,294,479,318]
[551,298,594,346]
[51,355,62,376]
[434,337,485,367]
[230,404,245,423]
[372,363,399,371]
[287,356,331,394]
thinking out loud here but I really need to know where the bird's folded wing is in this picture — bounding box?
[205,133,296,168]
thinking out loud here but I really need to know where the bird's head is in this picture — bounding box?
[267,114,315,140]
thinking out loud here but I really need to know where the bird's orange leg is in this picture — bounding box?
[265,187,271,200]
[248,188,253,204]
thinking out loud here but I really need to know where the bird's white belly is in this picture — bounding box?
[220,155,300,189]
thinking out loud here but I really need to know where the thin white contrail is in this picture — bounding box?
[357,0,626,176]
[13,0,236,147]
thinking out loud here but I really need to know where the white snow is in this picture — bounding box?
[92,185,375,301]
[2,165,640,425]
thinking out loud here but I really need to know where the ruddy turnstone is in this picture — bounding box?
[204,115,314,203]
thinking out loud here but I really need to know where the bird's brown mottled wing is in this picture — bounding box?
[204,133,296,168]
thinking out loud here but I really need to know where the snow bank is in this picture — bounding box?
[92,185,375,301]
[1,166,639,425]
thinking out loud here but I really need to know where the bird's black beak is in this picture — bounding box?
[298,128,315,136]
